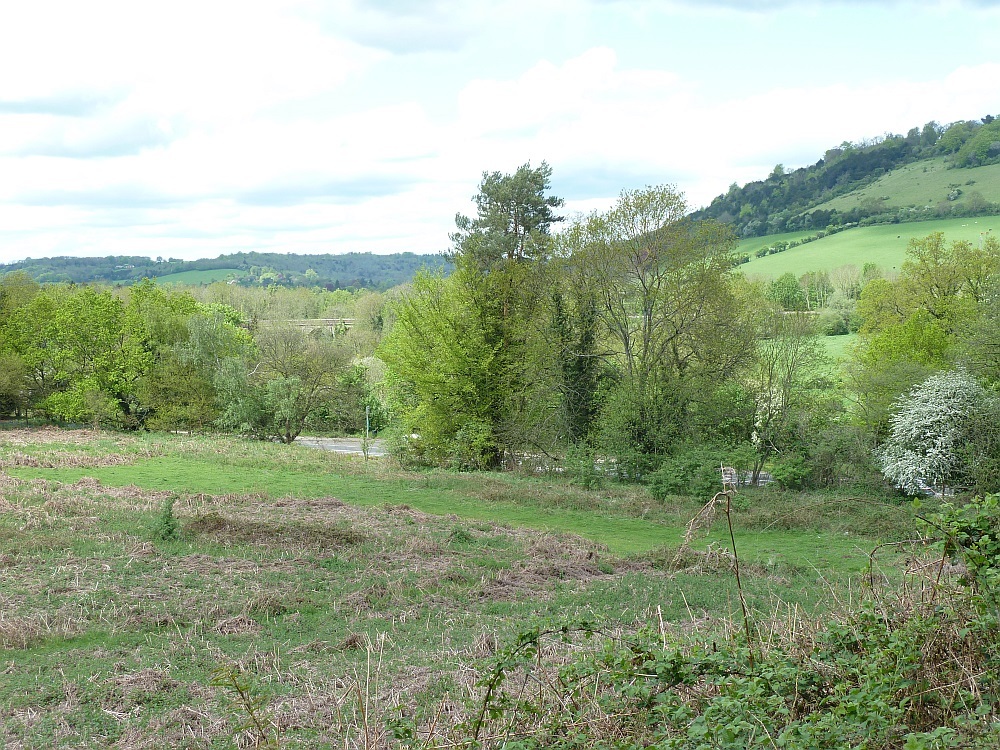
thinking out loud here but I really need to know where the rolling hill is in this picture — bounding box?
[737,215,999,279]
[0,251,448,290]
[695,117,1000,239]
[810,157,1000,217]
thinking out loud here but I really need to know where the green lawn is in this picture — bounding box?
[738,215,1000,279]
[3,430,910,564]
[819,332,858,362]
[9,454,680,555]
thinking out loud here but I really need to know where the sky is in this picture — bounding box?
[1,0,999,264]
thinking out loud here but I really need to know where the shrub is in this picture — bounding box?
[770,452,810,490]
[819,309,849,336]
[929,494,1000,601]
[448,419,499,471]
[445,597,1000,750]
[650,445,728,500]
[153,496,181,541]
[880,369,1000,494]
[565,444,603,490]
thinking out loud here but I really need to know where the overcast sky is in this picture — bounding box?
[1,0,999,264]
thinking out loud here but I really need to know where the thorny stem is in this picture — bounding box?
[718,489,755,671]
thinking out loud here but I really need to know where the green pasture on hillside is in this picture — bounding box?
[813,157,1000,214]
[738,215,1000,279]
[153,267,244,285]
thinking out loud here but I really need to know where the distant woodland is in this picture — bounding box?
[0,250,449,290]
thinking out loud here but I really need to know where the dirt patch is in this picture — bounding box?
[186,511,368,549]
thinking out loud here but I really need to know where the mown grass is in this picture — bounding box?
[738,215,1000,279]
[0,427,919,748]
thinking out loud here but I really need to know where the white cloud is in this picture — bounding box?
[444,49,1000,214]
[1,1,1000,263]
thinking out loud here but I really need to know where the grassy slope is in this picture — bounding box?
[6,438,891,567]
[812,156,1000,213]
[737,215,1000,279]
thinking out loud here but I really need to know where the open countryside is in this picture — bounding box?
[3,115,1000,748]
[739,215,1000,279]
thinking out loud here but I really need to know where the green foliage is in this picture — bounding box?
[954,119,1000,168]
[452,161,563,266]
[769,452,810,490]
[457,596,1000,749]
[928,494,1000,603]
[152,496,181,541]
[381,270,505,467]
[766,272,807,311]
[384,164,566,469]
[447,419,498,471]
[850,232,1000,442]
[215,326,350,443]
[210,663,280,749]
[649,445,728,499]
[819,307,851,335]
[594,381,681,481]
[564,444,603,490]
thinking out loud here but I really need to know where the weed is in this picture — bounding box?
[152,495,180,541]
[210,662,281,748]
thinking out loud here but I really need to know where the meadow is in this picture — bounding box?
[737,214,1000,279]
[812,157,1000,215]
[0,427,921,748]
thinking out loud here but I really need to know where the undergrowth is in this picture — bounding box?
[384,495,1000,749]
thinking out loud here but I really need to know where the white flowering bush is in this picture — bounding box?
[879,369,992,494]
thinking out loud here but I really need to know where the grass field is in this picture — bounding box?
[811,157,1000,214]
[154,268,245,285]
[818,332,858,362]
[0,428,919,747]
[738,215,1000,279]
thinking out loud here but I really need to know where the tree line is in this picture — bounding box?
[2,161,999,497]
[0,250,448,290]
[0,277,388,442]
[382,163,1000,495]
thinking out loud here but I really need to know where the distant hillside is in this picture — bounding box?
[694,117,1000,238]
[736,215,1000,280]
[0,251,449,290]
